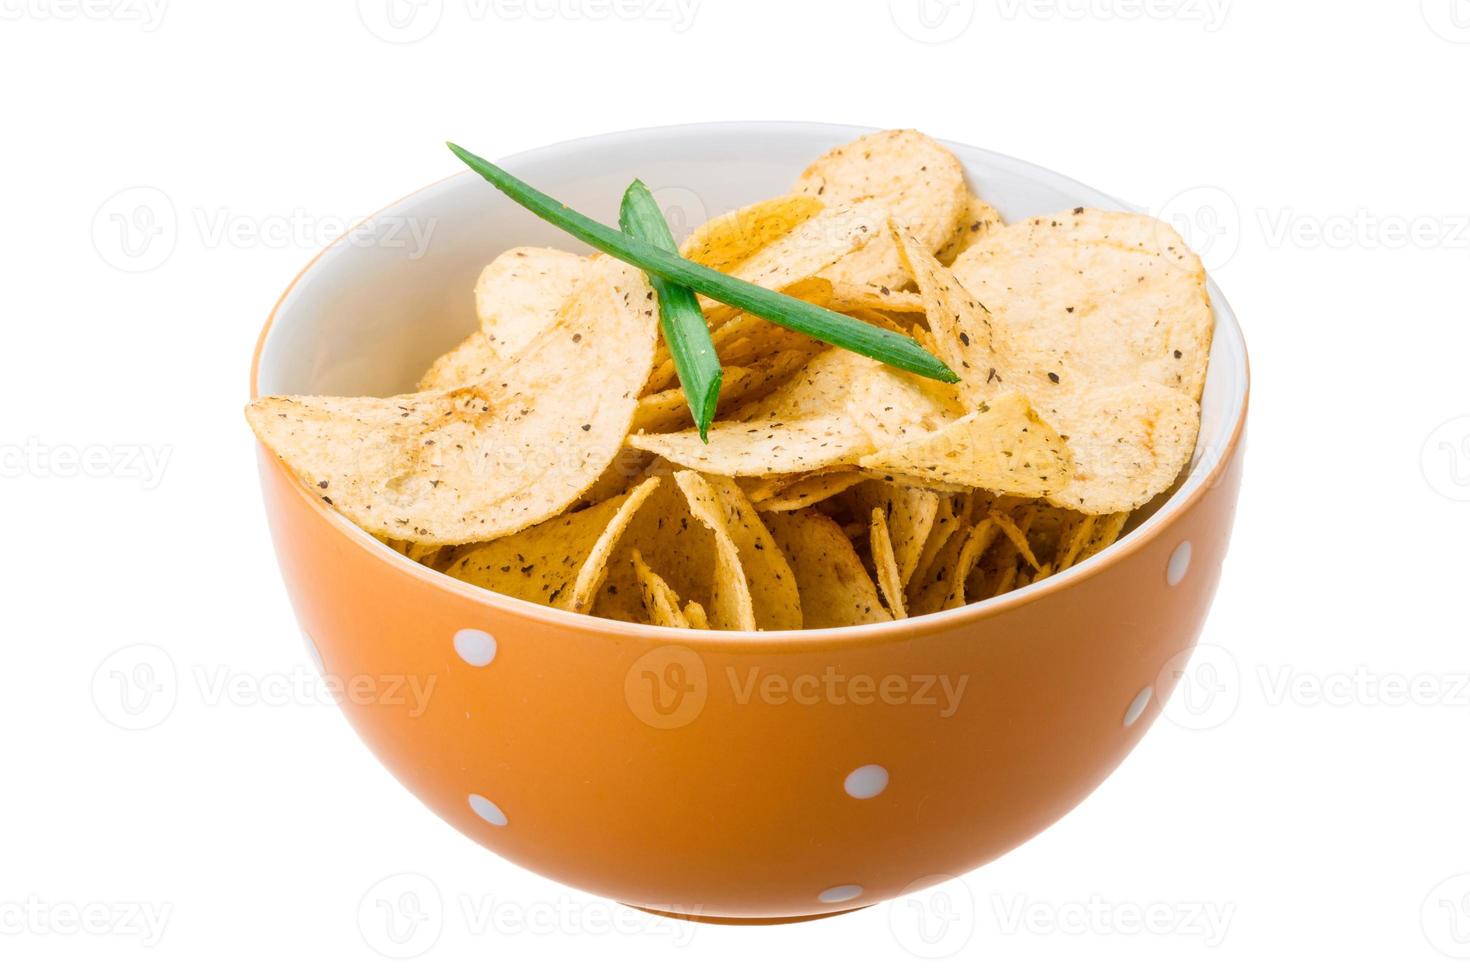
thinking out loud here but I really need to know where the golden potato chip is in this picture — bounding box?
[895,221,1198,514]
[247,257,658,545]
[679,472,802,630]
[631,416,870,478]
[909,492,973,594]
[1075,511,1130,564]
[418,246,587,390]
[1042,384,1198,514]
[846,481,940,586]
[1055,513,1098,572]
[765,511,889,628]
[446,476,660,612]
[633,348,813,434]
[859,392,1073,497]
[791,129,968,291]
[682,600,709,630]
[702,204,885,324]
[987,509,1041,572]
[755,469,867,512]
[827,281,926,314]
[868,507,906,619]
[417,331,498,392]
[907,516,973,616]
[936,194,1004,265]
[680,194,825,272]
[942,519,1001,610]
[594,472,725,624]
[632,549,690,628]
[950,208,1213,401]
[674,470,801,630]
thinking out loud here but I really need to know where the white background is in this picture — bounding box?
[3,0,1469,975]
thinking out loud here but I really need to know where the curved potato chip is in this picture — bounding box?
[859,392,1074,498]
[418,246,587,389]
[950,208,1213,400]
[682,600,709,630]
[247,258,658,545]
[446,476,660,612]
[680,194,825,272]
[908,493,973,597]
[868,507,906,619]
[845,481,940,586]
[765,511,889,628]
[895,220,1202,512]
[791,129,968,290]
[631,548,690,628]
[594,473,729,625]
[1040,383,1199,514]
[936,194,1004,265]
[702,204,885,323]
[631,416,871,478]
[755,469,867,512]
[678,472,802,630]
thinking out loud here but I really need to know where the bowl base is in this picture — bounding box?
[626,904,871,926]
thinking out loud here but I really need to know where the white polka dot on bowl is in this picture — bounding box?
[453,628,497,667]
[818,884,863,904]
[844,765,889,799]
[1124,687,1153,727]
[1166,541,1192,586]
[468,793,507,827]
[301,631,323,672]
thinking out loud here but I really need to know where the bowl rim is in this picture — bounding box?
[250,120,1250,649]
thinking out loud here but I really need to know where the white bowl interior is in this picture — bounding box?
[258,122,1246,525]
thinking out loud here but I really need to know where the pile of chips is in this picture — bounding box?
[247,130,1213,630]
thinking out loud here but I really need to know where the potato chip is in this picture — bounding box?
[764,511,889,628]
[446,476,660,612]
[682,600,710,630]
[1041,383,1199,514]
[674,471,796,630]
[936,194,1004,265]
[894,220,1199,514]
[679,472,802,630]
[950,208,1213,401]
[846,481,940,586]
[827,281,926,314]
[1075,511,1131,564]
[630,415,870,478]
[868,507,906,619]
[755,469,867,512]
[791,129,968,291]
[859,392,1073,497]
[632,549,690,628]
[908,492,973,594]
[703,204,885,323]
[680,194,825,272]
[987,509,1041,572]
[941,519,1001,610]
[247,257,658,545]
[593,472,726,624]
[418,246,587,390]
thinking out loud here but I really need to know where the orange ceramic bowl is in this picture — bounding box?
[251,123,1248,923]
